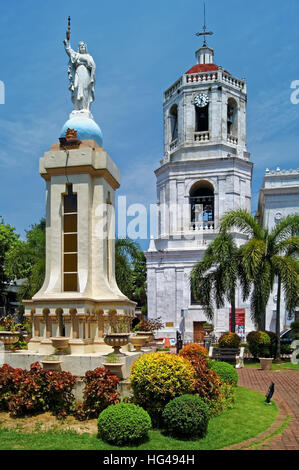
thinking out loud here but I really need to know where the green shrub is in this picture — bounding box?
[97,403,151,445]
[218,332,241,348]
[162,394,209,438]
[246,331,271,358]
[130,352,195,425]
[208,361,238,386]
[265,330,278,357]
[290,321,299,340]
[281,344,293,355]
[205,383,236,417]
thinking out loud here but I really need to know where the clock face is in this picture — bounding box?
[194,93,209,108]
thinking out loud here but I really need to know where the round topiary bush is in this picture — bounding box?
[130,352,195,424]
[162,394,210,438]
[208,361,238,386]
[246,331,270,358]
[179,343,209,361]
[97,403,151,445]
[218,332,241,348]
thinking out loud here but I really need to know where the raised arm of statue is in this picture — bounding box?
[63,39,77,62]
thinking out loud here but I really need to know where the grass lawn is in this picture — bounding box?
[244,361,299,371]
[0,386,278,450]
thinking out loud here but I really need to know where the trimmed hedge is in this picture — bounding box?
[208,361,238,386]
[97,403,151,445]
[246,331,271,358]
[130,352,195,424]
[218,332,241,348]
[162,394,210,438]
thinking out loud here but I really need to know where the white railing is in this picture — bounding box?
[194,131,209,142]
[189,221,214,231]
[186,71,218,83]
[222,72,244,90]
[164,78,183,101]
[227,134,238,145]
[164,70,246,102]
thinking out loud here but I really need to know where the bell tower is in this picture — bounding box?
[146,25,254,341]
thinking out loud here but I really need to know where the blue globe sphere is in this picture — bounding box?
[60,116,103,146]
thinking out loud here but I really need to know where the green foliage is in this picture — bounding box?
[290,321,299,340]
[105,353,121,363]
[97,403,151,445]
[265,330,278,357]
[208,361,238,386]
[0,220,20,309]
[162,394,210,438]
[115,238,147,308]
[220,211,299,336]
[246,331,271,358]
[191,233,246,330]
[130,352,195,425]
[218,332,241,348]
[205,382,236,417]
[4,219,46,314]
[280,344,294,355]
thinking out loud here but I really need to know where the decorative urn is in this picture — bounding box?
[104,333,130,356]
[0,331,20,351]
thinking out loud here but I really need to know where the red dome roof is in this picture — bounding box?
[186,64,230,75]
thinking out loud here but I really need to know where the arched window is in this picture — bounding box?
[227,98,238,136]
[189,181,214,229]
[169,104,178,142]
[195,104,209,132]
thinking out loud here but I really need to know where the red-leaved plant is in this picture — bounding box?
[0,362,76,418]
[72,367,120,420]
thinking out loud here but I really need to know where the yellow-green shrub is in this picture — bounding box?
[130,352,195,424]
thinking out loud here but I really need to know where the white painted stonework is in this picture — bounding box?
[24,140,135,354]
[257,168,299,330]
[145,44,255,341]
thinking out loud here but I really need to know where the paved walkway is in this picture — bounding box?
[225,368,299,450]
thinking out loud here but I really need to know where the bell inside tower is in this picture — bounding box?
[195,104,209,132]
[189,180,214,229]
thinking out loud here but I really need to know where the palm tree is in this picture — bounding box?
[191,232,250,333]
[220,210,299,358]
[115,238,147,309]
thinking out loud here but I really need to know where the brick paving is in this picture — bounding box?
[225,368,299,450]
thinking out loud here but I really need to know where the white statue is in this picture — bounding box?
[63,37,96,113]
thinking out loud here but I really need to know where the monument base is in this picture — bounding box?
[1,349,146,380]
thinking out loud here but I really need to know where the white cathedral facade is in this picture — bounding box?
[145,42,299,342]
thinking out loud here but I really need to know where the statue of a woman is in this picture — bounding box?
[63,39,96,113]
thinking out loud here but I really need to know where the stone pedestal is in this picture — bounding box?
[23,139,135,354]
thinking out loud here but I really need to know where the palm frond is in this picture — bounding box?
[270,215,299,245]
[220,210,265,239]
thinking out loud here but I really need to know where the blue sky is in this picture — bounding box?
[0,0,299,250]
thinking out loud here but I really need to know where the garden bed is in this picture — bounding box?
[0,387,278,450]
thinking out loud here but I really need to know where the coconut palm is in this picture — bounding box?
[115,238,147,309]
[191,232,250,333]
[220,210,299,358]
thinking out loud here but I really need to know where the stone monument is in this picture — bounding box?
[23,19,136,356]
